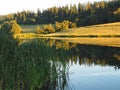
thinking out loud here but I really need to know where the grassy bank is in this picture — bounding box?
[48,22,120,37]
[15,22,120,47]
[18,22,120,38]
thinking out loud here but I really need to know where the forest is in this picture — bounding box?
[0,0,120,26]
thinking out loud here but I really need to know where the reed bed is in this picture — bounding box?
[0,36,69,90]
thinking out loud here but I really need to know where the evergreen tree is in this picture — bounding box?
[0,0,120,26]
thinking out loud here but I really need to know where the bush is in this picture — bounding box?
[61,20,69,30]
[55,20,69,31]
[0,21,19,61]
[69,22,76,28]
[0,21,12,34]
[36,26,44,34]
[43,24,55,33]
[55,22,62,31]
[113,8,120,14]
[11,21,22,34]
[0,20,22,35]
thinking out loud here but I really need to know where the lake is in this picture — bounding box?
[0,38,120,90]
[47,38,120,90]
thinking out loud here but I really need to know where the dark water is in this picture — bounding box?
[0,38,120,90]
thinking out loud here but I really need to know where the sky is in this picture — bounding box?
[0,0,107,15]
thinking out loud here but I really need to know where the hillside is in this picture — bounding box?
[47,22,120,37]
[14,22,120,47]
[15,22,120,39]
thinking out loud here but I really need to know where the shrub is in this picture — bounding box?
[0,21,12,34]
[55,22,62,31]
[69,22,76,28]
[55,20,69,31]
[43,24,55,33]
[61,20,69,30]
[0,21,19,61]
[0,20,22,35]
[55,20,76,32]
[36,26,44,34]
[11,21,22,34]
[113,8,120,14]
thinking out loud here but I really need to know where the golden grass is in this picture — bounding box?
[20,22,120,37]
[14,33,50,39]
[14,33,36,39]
[14,22,120,39]
[13,22,120,47]
[48,22,120,37]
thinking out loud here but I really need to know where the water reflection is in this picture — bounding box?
[0,39,69,90]
[0,38,120,90]
[46,39,120,70]
[46,39,120,90]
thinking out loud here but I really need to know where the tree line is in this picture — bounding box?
[0,0,120,26]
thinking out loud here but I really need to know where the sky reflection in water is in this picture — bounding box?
[46,38,120,90]
[69,63,120,90]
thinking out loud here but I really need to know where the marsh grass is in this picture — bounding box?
[0,37,69,90]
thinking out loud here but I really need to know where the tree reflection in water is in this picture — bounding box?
[47,39,120,70]
[0,38,120,90]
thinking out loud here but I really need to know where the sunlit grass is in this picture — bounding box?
[48,22,120,37]
[19,22,120,38]
[14,22,120,47]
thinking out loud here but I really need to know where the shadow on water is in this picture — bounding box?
[0,37,120,90]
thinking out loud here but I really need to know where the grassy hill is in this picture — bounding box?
[16,22,120,39]
[14,22,120,47]
[47,22,120,37]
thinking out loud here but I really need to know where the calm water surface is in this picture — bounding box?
[46,39,120,90]
[68,64,120,90]
[1,38,120,90]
